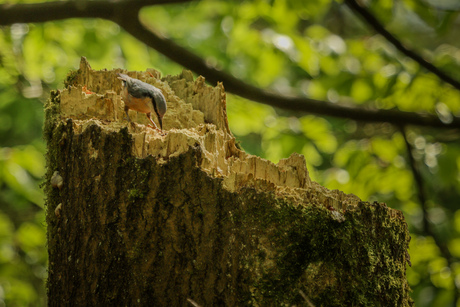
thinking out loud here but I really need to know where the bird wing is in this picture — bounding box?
[127,79,156,99]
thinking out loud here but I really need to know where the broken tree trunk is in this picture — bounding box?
[44,57,413,306]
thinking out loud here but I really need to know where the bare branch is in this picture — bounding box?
[1,0,459,129]
[344,0,460,91]
[0,0,191,24]
[118,17,460,128]
[400,126,459,304]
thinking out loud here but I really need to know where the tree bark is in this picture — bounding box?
[44,57,413,306]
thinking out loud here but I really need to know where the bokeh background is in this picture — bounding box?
[1,0,460,306]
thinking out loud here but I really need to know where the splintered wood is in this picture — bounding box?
[61,57,359,209]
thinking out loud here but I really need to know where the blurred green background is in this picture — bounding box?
[1,0,460,306]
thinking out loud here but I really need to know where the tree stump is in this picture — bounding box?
[44,57,413,306]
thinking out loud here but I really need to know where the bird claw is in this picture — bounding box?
[147,124,161,131]
[147,125,167,135]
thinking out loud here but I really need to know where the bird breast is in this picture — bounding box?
[124,95,153,114]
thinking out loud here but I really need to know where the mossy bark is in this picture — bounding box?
[44,61,412,306]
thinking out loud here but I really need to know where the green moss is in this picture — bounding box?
[42,90,65,215]
[235,139,243,150]
[234,191,412,306]
[116,156,152,204]
[128,189,144,200]
[64,69,78,88]
[43,90,61,138]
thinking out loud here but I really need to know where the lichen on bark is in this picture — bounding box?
[43,57,413,306]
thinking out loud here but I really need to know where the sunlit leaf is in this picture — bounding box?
[16,222,46,250]
[350,78,373,103]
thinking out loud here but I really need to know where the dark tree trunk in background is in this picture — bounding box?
[43,57,413,306]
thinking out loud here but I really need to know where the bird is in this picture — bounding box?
[117,73,167,131]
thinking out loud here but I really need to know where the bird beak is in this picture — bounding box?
[117,73,128,87]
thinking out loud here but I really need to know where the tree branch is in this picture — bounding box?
[344,0,460,91]
[1,0,460,129]
[400,126,459,304]
[119,16,460,128]
[0,0,191,24]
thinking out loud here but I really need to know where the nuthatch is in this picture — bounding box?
[117,73,167,131]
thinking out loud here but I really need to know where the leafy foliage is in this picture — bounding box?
[1,0,460,305]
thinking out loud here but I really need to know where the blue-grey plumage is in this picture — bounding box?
[117,73,167,131]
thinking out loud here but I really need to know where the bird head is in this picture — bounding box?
[117,73,131,89]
